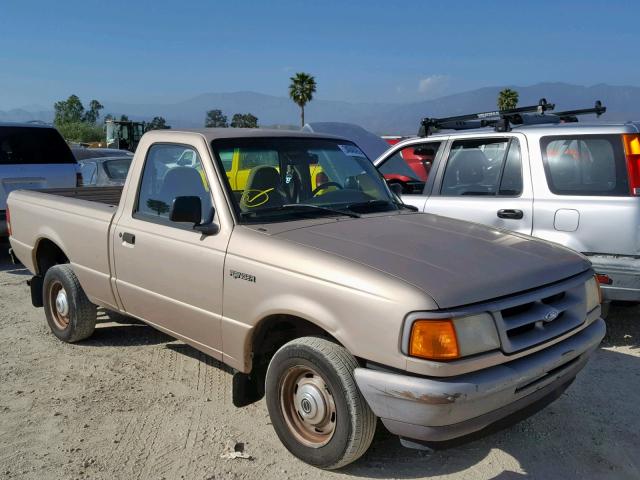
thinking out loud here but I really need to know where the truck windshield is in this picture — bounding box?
[0,127,76,165]
[212,137,398,222]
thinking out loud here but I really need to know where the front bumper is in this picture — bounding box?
[588,254,640,302]
[355,318,605,445]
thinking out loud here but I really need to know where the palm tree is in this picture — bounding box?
[497,88,519,111]
[289,72,317,126]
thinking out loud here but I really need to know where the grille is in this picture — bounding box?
[493,275,588,353]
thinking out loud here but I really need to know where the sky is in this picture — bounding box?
[1,0,639,110]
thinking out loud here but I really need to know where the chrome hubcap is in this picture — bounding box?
[49,280,70,330]
[55,289,69,317]
[295,382,326,424]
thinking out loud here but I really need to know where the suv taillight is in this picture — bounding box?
[6,206,11,237]
[623,134,640,195]
[76,172,83,187]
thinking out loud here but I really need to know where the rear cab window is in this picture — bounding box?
[540,135,629,196]
[0,127,76,165]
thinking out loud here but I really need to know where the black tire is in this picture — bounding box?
[265,337,376,469]
[43,264,97,343]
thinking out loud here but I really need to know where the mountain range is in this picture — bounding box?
[2,82,639,134]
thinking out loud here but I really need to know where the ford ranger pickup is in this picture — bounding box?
[7,128,605,469]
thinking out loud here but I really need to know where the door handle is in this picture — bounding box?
[122,232,136,245]
[497,209,524,220]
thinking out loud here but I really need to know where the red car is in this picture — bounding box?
[381,136,435,189]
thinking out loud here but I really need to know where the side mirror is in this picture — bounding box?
[170,196,202,224]
[388,182,404,196]
[413,147,435,157]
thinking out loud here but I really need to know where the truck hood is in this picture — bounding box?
[274,213,591,309]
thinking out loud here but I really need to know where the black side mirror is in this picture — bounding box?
[170,196,202,224]
[413,147,435,157]
[388,182,404,196]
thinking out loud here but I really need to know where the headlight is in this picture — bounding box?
[408,313,500,361]
[585,276,601,312]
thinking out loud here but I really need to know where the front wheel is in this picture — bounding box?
[265,337,376,469]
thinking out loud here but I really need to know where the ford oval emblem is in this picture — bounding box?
[544,309,559,322]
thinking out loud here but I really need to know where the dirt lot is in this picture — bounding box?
[0,245,638,480]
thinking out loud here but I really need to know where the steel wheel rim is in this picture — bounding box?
[49,281,70,330]
[279,365,337,448]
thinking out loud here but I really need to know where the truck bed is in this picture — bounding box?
[36,186,123,207]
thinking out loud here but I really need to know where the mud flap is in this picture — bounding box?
[27,275,44,307]
[232,370,265,407]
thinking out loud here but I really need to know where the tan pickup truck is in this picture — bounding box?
[7,128,605,469]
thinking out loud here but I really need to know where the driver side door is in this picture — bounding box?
[112,142,229,359]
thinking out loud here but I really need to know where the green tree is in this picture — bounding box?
[119,114,130,122]
[145,116,170,131]
[497,88,519,111]
[104,113,114,122]
[288,72,317,126]
[230,113,258,128]
[83,100,104,124]
[205,109,228,127]
[55,122,104,143]
[53,94,85,125]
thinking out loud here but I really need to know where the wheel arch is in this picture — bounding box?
[33,237,70,277]
[232,313,348,408]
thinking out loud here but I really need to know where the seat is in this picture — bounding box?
[242,166,287,209]
[443,149,488,194]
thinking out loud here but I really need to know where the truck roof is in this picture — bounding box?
[144,128,349,143]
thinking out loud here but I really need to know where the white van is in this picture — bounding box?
[1,123,79,236]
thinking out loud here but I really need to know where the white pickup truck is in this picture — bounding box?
[7,128,604,468]
[1,123,80,236]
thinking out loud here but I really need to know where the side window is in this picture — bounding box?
[441,138,522,196]
[541,135,628,196]
[378,142,441,194]
[136,144,212,225]
[80,162,97,186]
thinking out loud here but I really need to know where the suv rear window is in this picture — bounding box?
[0,126,76,165]
[540,135,628,196]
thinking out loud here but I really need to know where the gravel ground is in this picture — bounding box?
[0,245,638,480]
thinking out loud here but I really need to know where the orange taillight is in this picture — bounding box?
[409,319,459,360]
[622,134,640,195]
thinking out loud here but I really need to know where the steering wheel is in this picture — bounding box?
[312,182,343,196]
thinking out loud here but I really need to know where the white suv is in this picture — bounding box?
[1,123,79,236]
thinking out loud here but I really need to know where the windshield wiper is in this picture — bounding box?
[240,203,360,219]
[346,199,419,212]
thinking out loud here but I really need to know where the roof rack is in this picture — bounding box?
[418,99,606,137]
[552,100,606,123]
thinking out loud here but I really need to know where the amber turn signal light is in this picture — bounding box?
[409,319,460,360]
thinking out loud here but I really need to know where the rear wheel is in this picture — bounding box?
[265,337,376,469]
[43,265,97,342]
